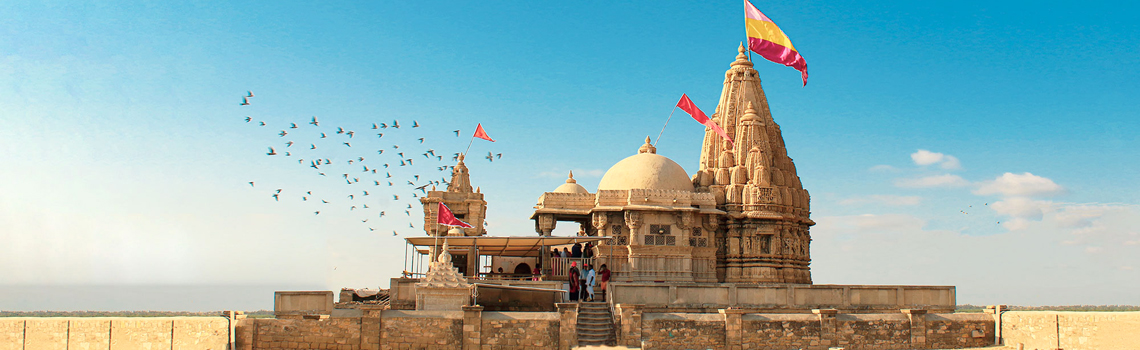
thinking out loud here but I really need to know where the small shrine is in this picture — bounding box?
[414,240,473,311]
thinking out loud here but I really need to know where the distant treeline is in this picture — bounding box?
[956,304,1140,312]
[0,310,275,317]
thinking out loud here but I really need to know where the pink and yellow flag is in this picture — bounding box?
[745,0,808,86]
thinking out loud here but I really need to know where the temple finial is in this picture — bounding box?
[639,136,657,154]
[566,171,576,183]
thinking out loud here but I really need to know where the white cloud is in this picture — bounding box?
[910,150,961,170]
[894,174,970,188]
[911,149,945,166]
[974,172,1064,197]
[839,195,922,206]
[868,164,898,172]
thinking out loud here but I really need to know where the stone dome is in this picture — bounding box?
[597,137,695,192]
[553,171,590,194]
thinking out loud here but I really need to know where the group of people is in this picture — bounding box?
[566,262,609,302]
[552,242,596,259]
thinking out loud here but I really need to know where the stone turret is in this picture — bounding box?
[694,44,814,284]
[421,153,487,237]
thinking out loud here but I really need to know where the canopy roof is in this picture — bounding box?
[406,236,609,257]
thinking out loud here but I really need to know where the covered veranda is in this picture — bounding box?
[402,236,610,282]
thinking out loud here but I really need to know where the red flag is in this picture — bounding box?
[677,94,733,147]
[437,202,473,228]
[473,124,495,142]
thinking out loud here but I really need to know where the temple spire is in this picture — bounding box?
[447,153,473,193]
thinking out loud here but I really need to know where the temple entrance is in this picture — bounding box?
[513,263,532,275]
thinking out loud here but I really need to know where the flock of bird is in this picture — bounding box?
[240,91,500,236]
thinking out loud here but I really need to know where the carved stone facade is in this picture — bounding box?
[692,44,814,284]
[420,154,487,237]
[531,45,813,284]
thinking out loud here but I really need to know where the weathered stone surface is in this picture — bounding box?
[0,319,24,350]
[999,311,1140,350]
[68,318,111,350]
[26,318,69,350]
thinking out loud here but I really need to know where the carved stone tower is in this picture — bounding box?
[421,153,488,237]
[692,44,814,284]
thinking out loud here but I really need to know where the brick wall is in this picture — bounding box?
[926,313,993,349]
[833,314,911,349]
[0,317,229,350]
[742,314,821,350]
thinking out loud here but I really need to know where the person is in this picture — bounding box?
[571,243,582,258]
[532,263,541,281]
[551,248,558,258]
[496,267,504,280]
[583,242,593,259]
[561,247,568,258]
[578,262,589,301]
[585,263,596,301]
[567,262,580,302]
[599,264,611,300]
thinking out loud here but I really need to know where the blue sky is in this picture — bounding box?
[1,1,1137,310]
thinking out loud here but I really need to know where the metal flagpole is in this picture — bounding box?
[463,133,476,156]
[653,105,679,146]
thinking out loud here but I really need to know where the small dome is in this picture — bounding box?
[553,171,589,194]
[598,137,694,192]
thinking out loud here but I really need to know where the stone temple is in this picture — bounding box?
[531,44,813,285]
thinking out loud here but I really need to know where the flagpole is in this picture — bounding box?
[463,133,476,156]
[653,106,679,147]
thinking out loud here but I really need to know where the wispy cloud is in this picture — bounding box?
[974,172,1064,197]
[910,149,961,170]
[868,164,898,172]
[894,174,970,188]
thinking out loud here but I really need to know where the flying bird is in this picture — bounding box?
[311,144,317,149]
[248,181,255,187]
[346,131,354,138]
[337,127,345,134]
[321,133,327,138]
[393,195,399,200]
[286,141,293,147]
[344,142,351,147]
[418,138,424,143]
[241,97,250,106]
[392,120,400,128]
[380,123,387,129]
[246,91,254,97]
[372,123,379,129]
[290,123,298,129]
[486,152,493,162]
[377,133,384,138]
[453,130,460,137]
[245,116,251,122]
[272,194,279,201]
[279,130,287,137]
[259,121,266,126]
[267,147,277,155]
[315,211,320,215]
[310,116,319,126]
[496,153,502,159]
[412,121,420,128]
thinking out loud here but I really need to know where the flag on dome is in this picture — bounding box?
[676,94,734,147]
[437,202,473,228]
[473,123,494,142]
[745,0,808,86]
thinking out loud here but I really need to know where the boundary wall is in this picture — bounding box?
[0,317,230,350]
[999,311,1140,350]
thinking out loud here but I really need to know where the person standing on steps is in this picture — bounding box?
[585,263,596,301]
[598,264,611,300]
[567,261,580,302]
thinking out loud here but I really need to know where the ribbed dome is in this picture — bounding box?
[598,138,694,192]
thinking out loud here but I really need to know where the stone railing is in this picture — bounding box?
[608,283,956,313]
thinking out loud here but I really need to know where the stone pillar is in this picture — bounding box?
[360,305,384,350]
[616,304,643,348]
[720,308,748,350]
[903,309,928,348]
[462,305,483,350]
[556,303,579,350]
[985,305,1007,346]
[813,309,838,349]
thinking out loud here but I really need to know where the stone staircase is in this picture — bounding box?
[576,302,615,346]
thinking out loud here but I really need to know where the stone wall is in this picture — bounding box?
[251,317,362,350]
[615,305,994,350]
[642,313,726,350]
[0,317,229,350]
[379,311,463,350]
[480,312,560,349]
[1001,311,1140,350]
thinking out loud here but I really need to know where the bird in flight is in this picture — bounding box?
[272,193,279,201]
[372,123,379,129]
[310,116,319,126]
[320,133,327,138]
[279,130,287,137]
[377,133,384,138]
[310,144,316,150]
[392,120,400,128]
[286,141,293,147]
[246,91,254,97]
[418,138,425,143]
[337,127,345,134]
[245,116,251,122]
[346,131,354,138]
[496,153,502,159]
[259,121,266,126]
[380,123,387,129]
[412,121,420,128]
[248,181,255,187]
[393,195,399,200]
[241,97,250,106]
[267,147,277,155]
[344,142,352,147]
[315,211,320,215]
[290,123,298,129]
[453,130,460,137]
[380,211,386,217]
[392,231,398,236]
[486,152,493,162]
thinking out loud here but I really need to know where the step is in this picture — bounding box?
[577,324,611,332]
